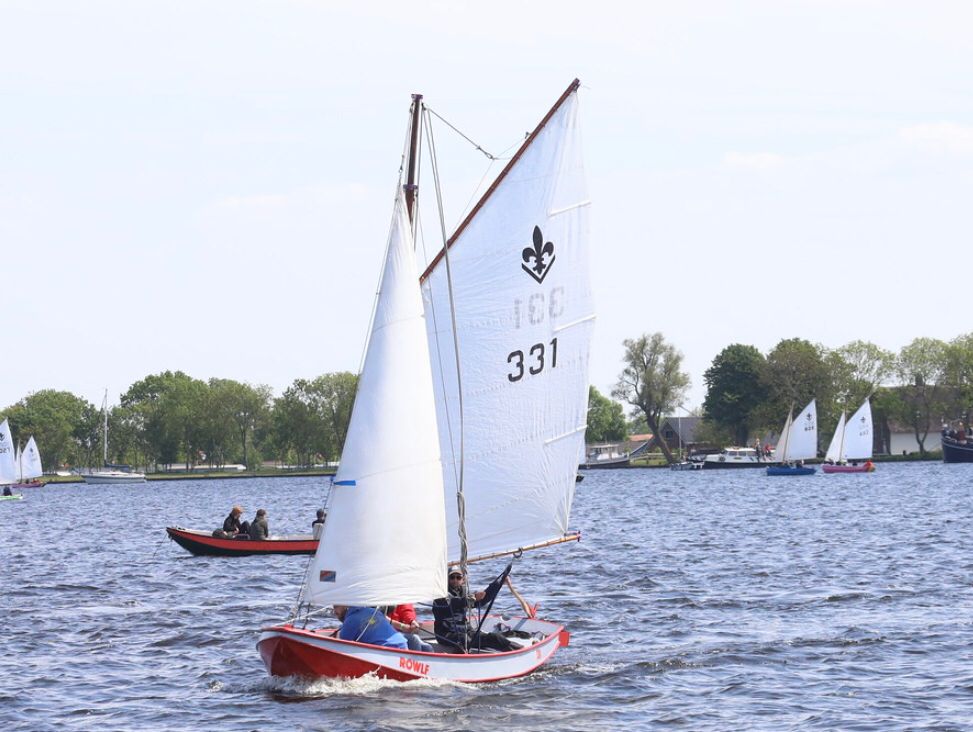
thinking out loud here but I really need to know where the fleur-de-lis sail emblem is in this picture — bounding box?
[522,225,555,284]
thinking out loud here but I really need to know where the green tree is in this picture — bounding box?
[585,386,627,443]
[702,344,766,446]
[893,337,948,456]
[944,333,973,427]
[758,338,833,450]
[1,390,96,470]
[612,333,690,464]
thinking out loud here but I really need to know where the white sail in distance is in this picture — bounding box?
[20,436,43,480]
[303,192,448,607]
[825,412,847,463]
[421,82,593,562]
[0,420,18,484]
[843,399,873,460]
[774,410,794,463]
[788,399,818,461]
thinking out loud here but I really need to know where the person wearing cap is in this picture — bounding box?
[432,567,514,653]
[248,508,269,540]
[222,506,250,537]
[335,605,408,649]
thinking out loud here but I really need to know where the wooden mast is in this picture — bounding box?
[404,93,422,223]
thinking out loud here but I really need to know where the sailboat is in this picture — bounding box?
[767,399,817,476]
[13,435,45,488]
[0,419,23,497]
[257,80,591,682]
[822,398,875,474]
[83,390,146,484]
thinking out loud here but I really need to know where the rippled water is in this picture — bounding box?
[4,464,973,731]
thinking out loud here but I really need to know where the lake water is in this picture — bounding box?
[3,464,973,731]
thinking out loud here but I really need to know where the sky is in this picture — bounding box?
[2,1,971,413]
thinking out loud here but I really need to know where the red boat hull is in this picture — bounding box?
[165,527,317,556]
[11,480,44,489]
[821,462,875,474]
[258,618,567,683]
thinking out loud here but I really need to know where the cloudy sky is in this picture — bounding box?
[2,1,970,412]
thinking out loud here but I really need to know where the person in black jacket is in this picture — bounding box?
[432,566,514,653]
[222,506,250,537]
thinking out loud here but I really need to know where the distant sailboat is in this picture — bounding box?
[822,399,875,474]
[13,435,45,488]
[767,399,817,476]
[0,419,20,490]
[83,390,146,484]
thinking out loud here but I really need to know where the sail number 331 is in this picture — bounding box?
[508,339,558,382]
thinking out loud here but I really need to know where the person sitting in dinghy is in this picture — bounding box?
[221,506,250,537]
[384,604,434,652]
[334,605,408,649]
[248,509,269,540]
[433,566,515,654]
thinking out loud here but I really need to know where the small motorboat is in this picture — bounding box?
[166,527,318,557]
[11,480,44,489]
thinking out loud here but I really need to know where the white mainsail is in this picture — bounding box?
[304,192,448,607]
[20,436,43,480]
[0,420,18,485]
[843,399,873,460]
[773,410,794,462]
[824,412,847,463]
[421,82,592,562]
[787,399,818,461]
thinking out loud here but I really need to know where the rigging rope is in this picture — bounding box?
[424,107,471,650]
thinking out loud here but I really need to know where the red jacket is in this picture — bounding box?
[388,604,416,624]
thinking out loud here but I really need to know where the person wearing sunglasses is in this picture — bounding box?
[432,566,514,653]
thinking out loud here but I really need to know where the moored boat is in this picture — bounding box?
[166,527,317,556]
[701,447,770,469]
[83,391,146,484]
[942,434,973,463]
[580,443,630,469]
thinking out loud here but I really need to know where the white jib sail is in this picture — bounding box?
[422,84,593,561]
[304,192,448,607]
[21,436,43,479]
[773,411,793,462]
[788,399,818,461]
[0,420,18,484]
[843,399,873,460]
[825,412,847,463]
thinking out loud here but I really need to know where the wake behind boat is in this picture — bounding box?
[257,80,590,683]
[166,527,317,556]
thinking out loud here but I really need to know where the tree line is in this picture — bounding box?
[586,333,973,460]
[0,370,358,472]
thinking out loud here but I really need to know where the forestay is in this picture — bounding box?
[304,192,448,607]
[20,436,43,480]
[421,83,593,561]
[0,420,18,484]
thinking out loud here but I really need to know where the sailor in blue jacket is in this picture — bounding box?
[335,605,408,649]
